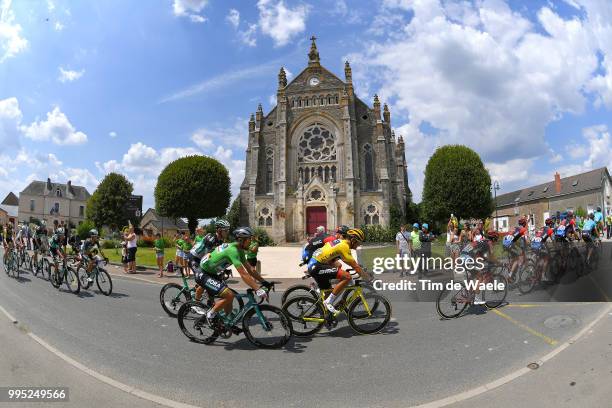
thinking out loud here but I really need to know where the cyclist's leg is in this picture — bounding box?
[194,272,231,318]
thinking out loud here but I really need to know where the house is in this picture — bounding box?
[140,208,188,238]
[0,192,19,228]
[493,167,612,232]
[18,178,91,227]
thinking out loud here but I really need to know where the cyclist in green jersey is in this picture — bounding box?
[246,239,259,268]
[194,227,270,321]
[49,228,66,276]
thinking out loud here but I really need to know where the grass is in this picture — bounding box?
[104,247,161,268]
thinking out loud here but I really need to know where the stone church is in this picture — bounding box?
[239,37,410,243]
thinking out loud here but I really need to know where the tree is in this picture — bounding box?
[421,145,493,228]
[225,196,241,229]
[86,173,134,230]
[77,220,96,240]
[154,155,230,233]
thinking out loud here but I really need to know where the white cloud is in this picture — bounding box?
[22,106,88,145]
[160,61,279,103]
[238,23,257,47]
[349,0,612,198]
[190,118,248,150]
[0,96,22,151]
[58,67,84,83]
[109,131,117,138]
[226,9,240,28]
[54,21,64,31]
[268,94,276,106]
[0,0,28,63]
[172,0,207,23]
[257,0,309,47]
[581,124,611,170]
[47,0,55,11]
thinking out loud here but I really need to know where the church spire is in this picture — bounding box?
[344,60,352,83]
[383,103,390,123]
[278,67,287,88]
[308,35,320,66]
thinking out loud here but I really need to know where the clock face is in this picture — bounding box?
[309,77,320,86]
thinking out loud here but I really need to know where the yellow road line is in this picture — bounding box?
[491,309,558,346]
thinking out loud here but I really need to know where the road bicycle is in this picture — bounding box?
[3,247,19,279]
[17,246,32,272]
[159,266,243,317]
[177,282,291,349]
[76,256,113,296]
[436,268,507,319]
[31,249,52,281]
[282,279,391,336]
[583,238,601,272]
[281,267,381,312]
[50,256,81,294]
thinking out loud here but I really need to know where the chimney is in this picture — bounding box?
[554,172,561,194]
[67,180,73,195]
[46,178,52,191]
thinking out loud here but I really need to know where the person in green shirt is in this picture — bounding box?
[154,233,165,277]
[246,238,259,269]
[175,232,185,269]
[194,227,270,320]
[180,232,193,275]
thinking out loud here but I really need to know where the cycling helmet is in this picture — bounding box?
[215,219,230,230]
[233,227,254,239]
[89,229,99,237]
[597,206,601,212]
[518,217,527,226]
[589,213,595,220]
[413,223,420,229]
[545,218,553,226]
[567,210,574,217]
[422,223,429,230]
[346,228,365,242]
[56,227,65,235]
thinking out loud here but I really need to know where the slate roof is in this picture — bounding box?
[20,180,91,201]
[1,192,18,206]
[495,167,610,208]
[141,208,188,230]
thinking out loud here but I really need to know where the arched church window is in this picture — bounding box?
[265,147,274,193]
[363,144,374,191]
[335,95,339,104]
[327,95,332,104]
[324,166,330,183]
[363,203,380,225]
[317,166,323,178]
[258,207,273,227]
[331,166,336,182]
[297,123,337,163]
[320,96,324,105]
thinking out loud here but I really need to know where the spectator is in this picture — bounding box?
[409,223,421,275]
[174,232,183,267]
[124,226,138,274]
[395,224,411,277]
[315,225,326,237]
[607,213,612,239]
[420,224,434,274]
[449,225,461,263]
[154,233,165,277]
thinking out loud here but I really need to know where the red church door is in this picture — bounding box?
[306,206,327,235]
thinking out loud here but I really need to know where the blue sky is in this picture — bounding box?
[1,0,611,210]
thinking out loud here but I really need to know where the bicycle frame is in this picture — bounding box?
[221,291,270,330]
[301,284,372,324]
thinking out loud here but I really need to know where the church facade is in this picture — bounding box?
[239,38,410,243]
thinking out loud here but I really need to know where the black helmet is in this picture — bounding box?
[336,225,349,236]
[233,227,254,239]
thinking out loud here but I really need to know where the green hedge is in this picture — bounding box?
[361,225,396,243]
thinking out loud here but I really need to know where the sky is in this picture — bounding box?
[1,0,611,211]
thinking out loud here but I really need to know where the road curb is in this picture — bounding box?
[410,302,612,408]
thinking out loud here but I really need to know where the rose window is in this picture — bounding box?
[298,123,336,163]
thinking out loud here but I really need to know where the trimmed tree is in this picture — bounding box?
[154,155,231,234]
[86,173,134,230]
[421,145,493,228]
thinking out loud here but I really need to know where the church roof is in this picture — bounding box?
[1,192,18,206]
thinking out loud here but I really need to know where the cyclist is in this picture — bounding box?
[2,222,15,264]
[308,228,370,315]
[190,219,230,301]
[15,224,25,253]
[565,211,579,241]
[301,225,346,265]
[194,227,270,323]
[80,229,108,283]
[504,217,529,283]
[532,218,555,281]
[49,228,66,278]
[32,223,48,267]
[581,213,598,266]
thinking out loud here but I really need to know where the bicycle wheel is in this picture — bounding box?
[42,258,51,281]
[64,267,81,294]
[518,261,537,294]
[282,295,325,337]
[242,304,292,349]
[436,282,469,319]
[95,269,113,296]
[160,283,191,317]
[77,267,92,289]
[50,267,61,288]
[347,293,391,335]
[343,284,380,317]
[484,274,508,309]
[281,284,316,305]
[177,301,217,344]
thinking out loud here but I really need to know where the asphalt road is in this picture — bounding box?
[0,255,609,408]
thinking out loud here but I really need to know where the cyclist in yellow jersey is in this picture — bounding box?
[308,228,370,314]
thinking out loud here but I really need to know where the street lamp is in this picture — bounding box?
[492,180,500,230]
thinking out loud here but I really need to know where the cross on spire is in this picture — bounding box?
[308,35,320,64]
